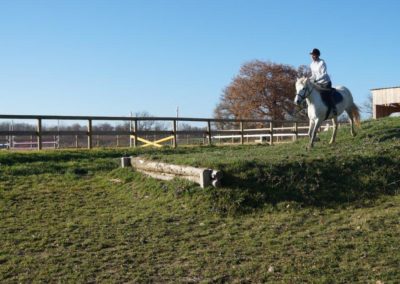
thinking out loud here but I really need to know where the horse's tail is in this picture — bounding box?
[351,103,361,127]
[342,86,361,128]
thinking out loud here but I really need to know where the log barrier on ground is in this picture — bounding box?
[121,156,222,188]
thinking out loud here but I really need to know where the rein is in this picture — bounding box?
[292,82,314,117]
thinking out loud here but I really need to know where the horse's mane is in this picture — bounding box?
[299,77,308,84]
[296,77,309,88]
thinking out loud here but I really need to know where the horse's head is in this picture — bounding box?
[294,77,311,105]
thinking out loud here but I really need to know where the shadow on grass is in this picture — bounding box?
[210,155,400,213]
[0,146,212,166]
[0,150,123,166]
[367,128,400,142]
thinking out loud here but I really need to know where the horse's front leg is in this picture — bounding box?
[308,119,321,149]
[308,119,315,138]
[329,118,338,144]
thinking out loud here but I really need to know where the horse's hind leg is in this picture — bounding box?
[347,110,356,136]
[329,118,338,144]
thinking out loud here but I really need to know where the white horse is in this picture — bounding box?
[294,77,360,149]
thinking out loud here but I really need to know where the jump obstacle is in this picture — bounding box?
[121,156,222,188]
[130,135,174,148]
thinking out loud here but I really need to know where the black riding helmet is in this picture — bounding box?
[310,48,320,56]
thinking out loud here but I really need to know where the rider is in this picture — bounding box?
[309,48,337,115]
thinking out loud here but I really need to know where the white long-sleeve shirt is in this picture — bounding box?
[310,58,331,84]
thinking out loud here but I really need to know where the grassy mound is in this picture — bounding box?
[142,117,400,213]
[0,117,399,282]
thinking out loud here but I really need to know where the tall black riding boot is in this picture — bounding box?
[330,91,337,116]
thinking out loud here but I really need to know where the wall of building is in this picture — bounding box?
[371,87,400,119]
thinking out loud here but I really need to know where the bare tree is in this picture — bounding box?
[362,93,373,118]
[94,123,114,131]
[135,111,168,131]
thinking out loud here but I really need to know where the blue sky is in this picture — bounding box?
[1,0,399,118]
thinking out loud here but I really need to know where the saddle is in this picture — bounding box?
[311,82,343,118]
[311,83,331,93]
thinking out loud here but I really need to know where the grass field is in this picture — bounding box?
[1,118,399,283]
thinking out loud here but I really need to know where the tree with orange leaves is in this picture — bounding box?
[214,60,309,121]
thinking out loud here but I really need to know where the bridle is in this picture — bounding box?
[297,82,313,103]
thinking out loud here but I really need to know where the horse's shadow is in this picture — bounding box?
[216,156,399,212]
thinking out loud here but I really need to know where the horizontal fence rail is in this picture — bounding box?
[0,114,340,150]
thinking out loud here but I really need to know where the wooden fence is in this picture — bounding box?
[0,114,329,150]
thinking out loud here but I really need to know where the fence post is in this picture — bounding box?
[133,119,138,147]
[173,119,177,148]
[240,121,244,145]
[129,119,133,148]
[270,121,274,145]
[294,121,298,141]
[87,119,92,149]
[37,118,42,150]
[207,120,212,145]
